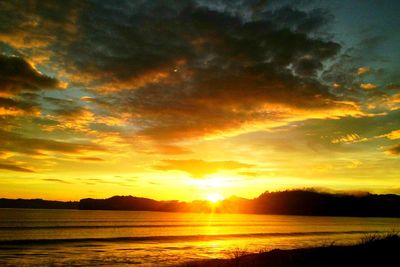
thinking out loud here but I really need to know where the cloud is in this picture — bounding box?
[0,162,34,173]
[331,133,368,144]
[357,67,370,76]
[1,1,366,141]
[0,0,82,49]
[0,129,105,156]
[386,84,400,90]
[72,2,362,140]
[263,6,334,34]
[0,0,398,194]
[0,54,61,117]
[0,54,61,95]
[0,97,39,116]
[385,144,400,155]
[42,178,73,184]
[365,92,400,111]
[115,74,359,140]
[360,83,378,90]
[78,157,104,161]
[155,159,254,178]
[381,129,400,140]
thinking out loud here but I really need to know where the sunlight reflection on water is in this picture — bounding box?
[0,209,399,266]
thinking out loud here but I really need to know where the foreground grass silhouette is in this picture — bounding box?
[182,234,400,267]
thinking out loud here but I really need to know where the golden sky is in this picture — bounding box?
[0,0,399,201]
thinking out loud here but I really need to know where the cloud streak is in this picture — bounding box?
[0,163,34,173]
[0,129,105,156]
[155,159,254,178]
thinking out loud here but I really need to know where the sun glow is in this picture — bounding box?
[206,194,224,203]
[191,177,228,189]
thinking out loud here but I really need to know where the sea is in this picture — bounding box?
[0,208,399,266]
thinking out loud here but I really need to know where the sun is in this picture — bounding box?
[206,194,224,203]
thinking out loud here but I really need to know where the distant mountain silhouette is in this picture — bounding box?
[250,190,400,217]
[79,190,400,217]
[2,189,400,217]
[0,198,78,209]
[78,196,212,213]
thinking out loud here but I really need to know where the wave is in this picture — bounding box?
[0,230,384,246]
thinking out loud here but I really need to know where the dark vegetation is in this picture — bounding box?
[2,189,400,217]
[182,234,400,267]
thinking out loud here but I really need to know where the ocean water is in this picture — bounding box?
[0,209,399,266]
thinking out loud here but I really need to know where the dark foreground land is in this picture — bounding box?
[183,235,400,267]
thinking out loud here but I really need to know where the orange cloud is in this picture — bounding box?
[0,97,40,117]
[45,108,96,133]
[357,67,370,75]
[360,83,378,90]
[94,69,171,93]
[331,133,367,144]
[382,129,400,140]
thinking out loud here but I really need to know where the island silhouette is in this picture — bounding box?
[2,189,400,218]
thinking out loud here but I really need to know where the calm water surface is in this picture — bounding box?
[0,208,399,266]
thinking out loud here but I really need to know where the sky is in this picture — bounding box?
[0,0,399,201]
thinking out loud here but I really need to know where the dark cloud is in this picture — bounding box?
[258,6,333,34]
[61,1,194,85]
[386,84,400,90]
[65,2,338,83]
[386,144,400,155]
[0,96,39,115]
[0,0,82,49]
[321,53,359,89]
[196,0,316,20]
[118,66,356,140]
[0,54,60,95]
[62,1,354,140]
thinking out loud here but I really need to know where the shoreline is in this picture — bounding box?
[181,234,400,267]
